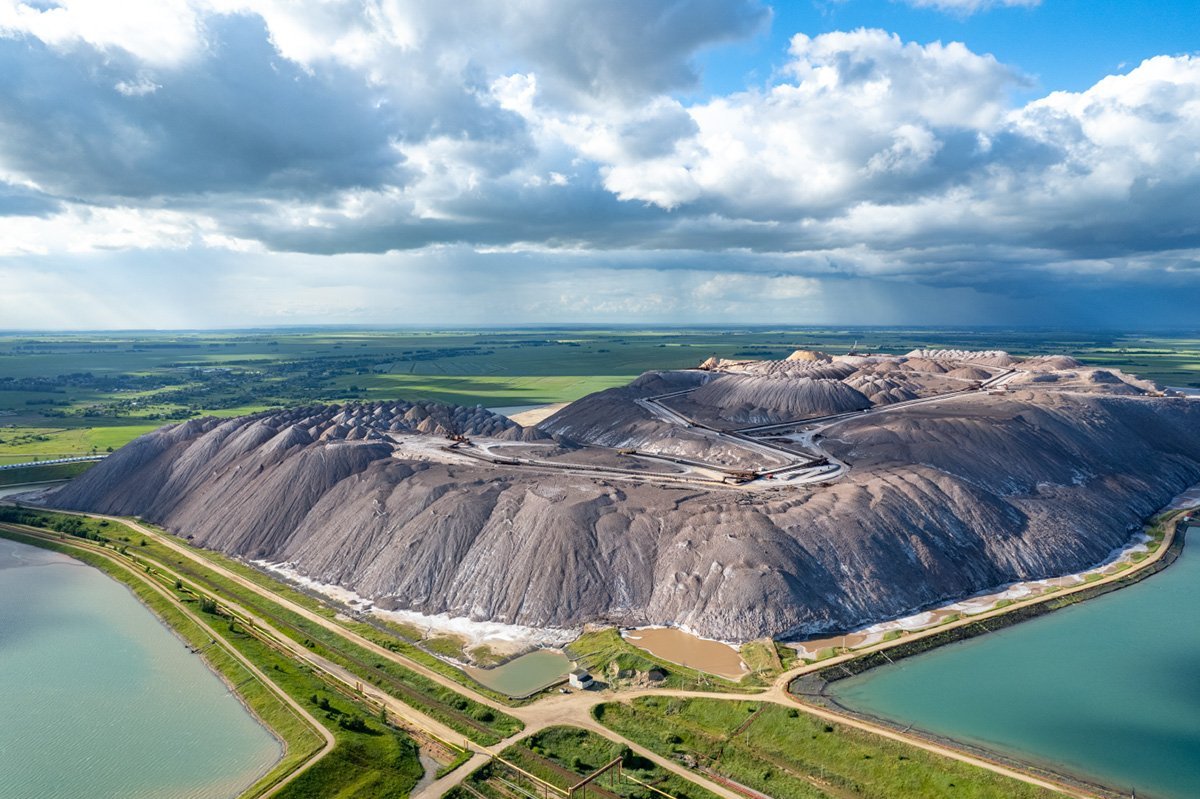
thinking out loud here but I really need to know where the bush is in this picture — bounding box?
[339,715,370,733]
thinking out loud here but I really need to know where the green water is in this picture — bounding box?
[465,649,571,697]
[0,537,282,799]
[832,534,1200,799]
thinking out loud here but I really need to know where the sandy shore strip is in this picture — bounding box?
[491,403,568,427]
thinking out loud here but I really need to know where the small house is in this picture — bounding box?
[568,668,593,690]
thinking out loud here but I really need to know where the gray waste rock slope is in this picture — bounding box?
[49,387,1200,641]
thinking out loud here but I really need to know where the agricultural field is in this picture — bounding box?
[594,697,1062,799]
[1,328,1197,463]
[444,726,722,799]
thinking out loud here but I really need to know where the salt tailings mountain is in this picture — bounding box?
[47,350,1200,641]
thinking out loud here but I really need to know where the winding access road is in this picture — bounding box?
[380,365,1020,493]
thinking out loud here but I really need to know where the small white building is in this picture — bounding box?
[568,668,593,690]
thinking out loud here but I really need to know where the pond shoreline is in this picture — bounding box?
[794,517,1188,692]
[789,515,1192,799]
[621,626,749,681]
[0,530,285,799]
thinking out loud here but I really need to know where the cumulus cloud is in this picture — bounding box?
[0,16,406,199]
[0,0,204,65]
[600,29,1026,215]
[0,204,222,256]
[114,75,161,96]
[0,2,1196,329]
[900,0,1040,15]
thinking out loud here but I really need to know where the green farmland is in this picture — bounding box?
[1,327,1197,463]
[444,725,722,799]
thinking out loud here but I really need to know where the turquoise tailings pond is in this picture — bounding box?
[830,528,1200,799]
[0,537,281,799]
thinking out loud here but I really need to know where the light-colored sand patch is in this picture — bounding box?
[371,606,576,650]
[505,403,568,427]
[623,626,747,680]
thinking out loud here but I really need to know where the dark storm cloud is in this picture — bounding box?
[0,15,407,198]
[0,181,61,216]
[500,0,771,103]
[228,166,678,254]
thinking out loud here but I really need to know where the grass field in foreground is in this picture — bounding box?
[0,422,161,465]
[594,697,1063,799]
[444,726,721,799]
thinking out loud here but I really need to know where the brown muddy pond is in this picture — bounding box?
[623,628,747,680]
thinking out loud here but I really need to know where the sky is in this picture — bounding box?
[0,0,1198,330]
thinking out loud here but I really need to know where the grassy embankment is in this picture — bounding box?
[0,508,522,746]
[444,726,723,799]
[131,519,545,706]
[568,628,778,693]
[0,460,96,486]
[740,636,799,677]
[0,522,426,799]
[138,537,796,701]
[595,697,1064,799]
